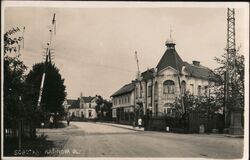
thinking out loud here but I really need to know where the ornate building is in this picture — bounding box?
[111,37,220,124]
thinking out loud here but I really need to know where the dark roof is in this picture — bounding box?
[111,82,135,97]
[141,68,154,81]
[183,62,221,82]
[67,99,76,106]
[155,44,220,82]
[68,99,80,109]
[81,96,95,103]
[156,47,184,73]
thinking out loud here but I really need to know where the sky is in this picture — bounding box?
[3,2,249,100]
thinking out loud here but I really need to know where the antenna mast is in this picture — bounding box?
[225,8,236,127]
[37,13,56,110]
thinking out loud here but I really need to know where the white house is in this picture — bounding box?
[66,93,98,120]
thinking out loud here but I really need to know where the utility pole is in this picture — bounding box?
[17,26,25,150]
[170,27,185,114]
[225,8,243,135]
[37,13,56,110]
[134,51,145,127]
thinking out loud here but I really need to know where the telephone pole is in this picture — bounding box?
[37,13,56,110]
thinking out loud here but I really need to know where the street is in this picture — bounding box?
[38,122,243,158]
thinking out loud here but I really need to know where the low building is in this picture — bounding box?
[111,83,135,124]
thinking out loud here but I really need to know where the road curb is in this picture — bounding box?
[97,122,144,132]
[224,135,244,138]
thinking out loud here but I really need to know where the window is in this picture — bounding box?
[89,103,91,108]
[197,85,202,96]
[190,84,194,95]
[88,110,92,117]
[141,85,144,97]
[112,109,117,118]
[204,86,208,97]
[128,96,130,103]
[163,107,171,115]
[154,82,158,99]
[148,85,152,97]
[181,81,186,95]
[163,80,175,94]
[136,87,139,98]
[163,103,172,116]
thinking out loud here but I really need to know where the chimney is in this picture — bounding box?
[192,61,200,66]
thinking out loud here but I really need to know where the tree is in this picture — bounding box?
[171,92,221,118]
[25,62,66,125]
[4,27,27,136]
[214,49,244,111]
[95,95,112,121]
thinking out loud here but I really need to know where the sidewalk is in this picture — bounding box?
[97,122,144,132]
[96,122,244,138]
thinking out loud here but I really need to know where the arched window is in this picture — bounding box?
[163,80,175,94]
[181,80,186,95]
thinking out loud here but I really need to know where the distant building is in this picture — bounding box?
[111,37,220,124]
[66,93,98,120]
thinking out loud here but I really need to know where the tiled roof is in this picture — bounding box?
[156,47,184,73]
[184,62,221,82]
[111,82,135,97]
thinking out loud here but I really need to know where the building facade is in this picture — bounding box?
[111,38,220,123]
[66,93,98,120]
[111,83,136,124]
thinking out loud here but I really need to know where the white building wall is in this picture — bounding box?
[111,90,135,118]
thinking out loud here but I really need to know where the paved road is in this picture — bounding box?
[40,121,243,158]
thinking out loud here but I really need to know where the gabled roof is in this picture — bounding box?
[68,99,80,109]
[67,99,76,106]
[156,47,184,73]
[81,96,95,103]
[111,82,135,97]
[183,62,221,82]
